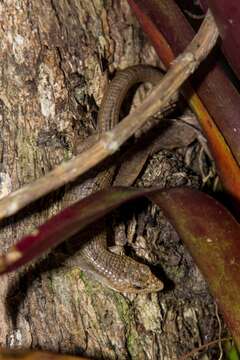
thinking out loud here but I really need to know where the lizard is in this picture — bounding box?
[76,65,166,293]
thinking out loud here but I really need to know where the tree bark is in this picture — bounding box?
[0,1,223,359]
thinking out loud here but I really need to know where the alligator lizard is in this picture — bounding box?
[77,65,164,293]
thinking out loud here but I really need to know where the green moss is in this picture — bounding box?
[78,270,97,295]
[110,292,143,358]
[111,292,132,324]
[127,328,142,359]
[47,274,54,293]
[62,149,72,161]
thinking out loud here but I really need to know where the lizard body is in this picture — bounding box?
[78,65,164,293]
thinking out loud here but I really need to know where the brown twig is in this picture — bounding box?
[0,10,218,220]
[177,337,232,360]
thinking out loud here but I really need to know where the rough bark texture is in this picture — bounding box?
[0,1,224,359]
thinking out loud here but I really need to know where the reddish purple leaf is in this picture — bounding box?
[202,0,240,81]
[0,186,240,346]
[0,348,87,359]
[0,188,144,274]
[128,0,240,165]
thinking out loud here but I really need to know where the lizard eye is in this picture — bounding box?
[139,264,151,277]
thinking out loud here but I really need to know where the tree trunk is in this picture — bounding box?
[0,1,224,359]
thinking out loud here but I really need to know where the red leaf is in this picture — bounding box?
[0,186,240,346]
[200,0,240,81]
[128,0,240,205]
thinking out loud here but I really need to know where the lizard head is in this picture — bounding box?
[110,258,164,294]
[126,262,164,293]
